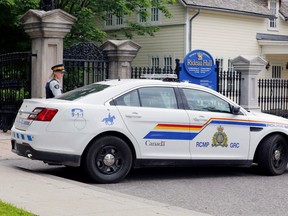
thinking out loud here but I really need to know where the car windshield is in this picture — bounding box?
[57,83,110,101]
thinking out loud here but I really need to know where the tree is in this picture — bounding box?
[0,0,39,53]
[0,0,175,53]
[57,0,176,46]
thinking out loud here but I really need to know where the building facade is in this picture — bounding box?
[100,0,288,79]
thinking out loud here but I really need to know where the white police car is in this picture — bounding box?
[11,79,288,183]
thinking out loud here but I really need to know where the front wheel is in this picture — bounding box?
[257,135,288,175]
[83,136,132,183]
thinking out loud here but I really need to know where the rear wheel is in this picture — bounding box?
[84,136,132,183]
[257,135,288,175]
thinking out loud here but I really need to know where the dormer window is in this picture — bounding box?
[269,0,278,29]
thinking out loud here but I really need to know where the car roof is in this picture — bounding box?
[71,79,223,105]
[98,79,174,86]
[98,79,208,90]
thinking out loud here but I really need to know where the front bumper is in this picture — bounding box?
[11,139,81,167]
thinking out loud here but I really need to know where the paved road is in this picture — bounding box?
[0,131,208,216]
[3,131,288,216]
[102,166,288,216]
[6,156,288,216]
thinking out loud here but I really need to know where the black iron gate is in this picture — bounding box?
[63,41,109,92]
[132,59,241,104]
[217,70,241,104]
[258,79,288,117]
[0,52,32,132]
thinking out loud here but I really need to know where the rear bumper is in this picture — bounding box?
[11,139,81,167]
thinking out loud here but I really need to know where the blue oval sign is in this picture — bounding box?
[184,50,215,78]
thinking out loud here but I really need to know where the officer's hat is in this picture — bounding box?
[51,64,65,73]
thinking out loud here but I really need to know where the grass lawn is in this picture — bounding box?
[0,200,36,216]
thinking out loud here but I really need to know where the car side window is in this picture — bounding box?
[114,87,178,109]
[138,87,177,109]
[114,90,140,106]
[182,89,231,113]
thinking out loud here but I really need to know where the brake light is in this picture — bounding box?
[28,107,58,121]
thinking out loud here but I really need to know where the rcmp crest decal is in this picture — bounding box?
[212,126,228,147]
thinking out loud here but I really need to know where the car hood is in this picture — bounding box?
[246,110,288,124]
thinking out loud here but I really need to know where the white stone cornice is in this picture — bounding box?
[101,40,142,52]
[21,9,77,39]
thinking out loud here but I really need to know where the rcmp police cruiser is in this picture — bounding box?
[45,64,65,98]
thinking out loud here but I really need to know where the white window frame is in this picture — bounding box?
[164,56,173,70]
[105,11,113,26]
[268,0,278,30]
[151,0,159,22]
[138,0,160,23]
[149,54,174,70]
[151,56,160,69]
[139,8,147,23]
[104,11,124,27]
[116,14,123,26]
[272,65,282,79]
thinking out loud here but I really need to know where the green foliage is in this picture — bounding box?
[122,22,159,38]
[0,0,39,53]
[0,88,29,105]
[64,7,107,47]
[0,0,175,52]
[57,0,176,46]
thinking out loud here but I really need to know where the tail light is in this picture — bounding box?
[28,107,58,121]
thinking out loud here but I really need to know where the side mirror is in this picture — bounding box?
[231,105,241,115]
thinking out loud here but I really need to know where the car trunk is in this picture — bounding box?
[13,99,49,131]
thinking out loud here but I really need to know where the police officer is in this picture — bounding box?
[45,63,65,98]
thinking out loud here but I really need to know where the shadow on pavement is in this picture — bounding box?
[17,164,263,183]
[9,157,288,184]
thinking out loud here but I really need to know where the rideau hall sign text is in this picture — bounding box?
[179,49,217,90]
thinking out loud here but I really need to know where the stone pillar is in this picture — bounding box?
[231,55,267,111]
[21,9,76,98]
[101,40,141,79]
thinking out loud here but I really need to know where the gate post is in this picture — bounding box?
[231,55,267,111]
[101,40,141,79]
[21,9,76,98]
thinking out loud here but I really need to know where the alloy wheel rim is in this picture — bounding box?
[272,143,284,169]
[95,146,122,175]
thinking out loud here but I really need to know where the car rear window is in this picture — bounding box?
[57,83,110,101]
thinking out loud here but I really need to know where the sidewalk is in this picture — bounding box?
[0,131,210,216]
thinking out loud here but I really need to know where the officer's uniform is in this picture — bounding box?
[45,64,65,98]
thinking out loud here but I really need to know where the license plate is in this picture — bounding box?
[14,115,32,131]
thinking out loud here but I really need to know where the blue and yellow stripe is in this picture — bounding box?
[144,118,288,140]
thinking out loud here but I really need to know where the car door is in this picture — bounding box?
[181,88,250,160]
[114,86,190,159]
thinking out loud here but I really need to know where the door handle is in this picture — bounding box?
[125,112,142,118]
[193,115,208,122]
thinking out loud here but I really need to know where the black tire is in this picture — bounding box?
[257,135,288,175]
[84,136,132,183]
